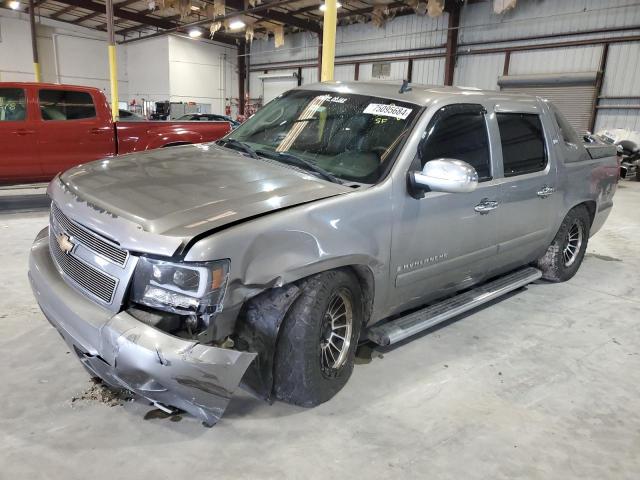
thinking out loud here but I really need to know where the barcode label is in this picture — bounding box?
[363,103,412,120]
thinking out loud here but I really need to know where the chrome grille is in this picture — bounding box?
[51,203,128,267]
[49,230,118,303]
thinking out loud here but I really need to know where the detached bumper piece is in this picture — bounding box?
[29,229,256,426]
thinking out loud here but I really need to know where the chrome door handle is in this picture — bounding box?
[537,186,555,198]
[474,199,499,214]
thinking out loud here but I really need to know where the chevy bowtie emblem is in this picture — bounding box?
[56,233,74,254]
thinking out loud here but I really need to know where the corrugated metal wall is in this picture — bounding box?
[508,46,603,75]
[459,0,640,44]
[454,53,504,90]
[248,0,640,130]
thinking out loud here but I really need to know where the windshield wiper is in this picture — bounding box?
[257,150,343,184]
[217,138,259,159]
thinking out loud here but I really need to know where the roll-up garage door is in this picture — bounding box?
[498,72,598,134]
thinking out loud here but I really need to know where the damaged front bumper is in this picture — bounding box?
[28,228,256,426]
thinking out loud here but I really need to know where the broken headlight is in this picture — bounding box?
[131,257,229,316]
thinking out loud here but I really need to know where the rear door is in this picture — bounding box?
[491,104,561,272]
[0,86,41,184]
[37,88,115,177]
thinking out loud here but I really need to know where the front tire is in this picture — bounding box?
[273,270,363,407]
[536,206,591,282]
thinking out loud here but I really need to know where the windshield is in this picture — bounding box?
[226,90,420,183]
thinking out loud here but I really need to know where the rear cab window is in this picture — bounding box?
[496,113,547,177]
[39,89,96,121]
[0,88,27,122]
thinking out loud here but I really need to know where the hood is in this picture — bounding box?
[59,144,348,239]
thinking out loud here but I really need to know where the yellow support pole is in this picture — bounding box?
[108,45,119,121]
[33,62,42,82]
[320,0,337,82]
[106,0,119,121]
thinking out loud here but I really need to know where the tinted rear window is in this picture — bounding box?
[0,88,26,121]
[497,113,547,177]
[39,89,96,121]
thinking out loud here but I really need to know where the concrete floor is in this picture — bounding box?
[1,182,639,480]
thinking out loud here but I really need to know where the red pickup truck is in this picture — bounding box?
[0,82,231,185]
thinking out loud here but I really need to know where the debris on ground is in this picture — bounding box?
[144,408,183,422]
[71,379,133,407]
[355,343,384,364]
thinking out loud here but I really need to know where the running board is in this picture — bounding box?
[368,267,542,346]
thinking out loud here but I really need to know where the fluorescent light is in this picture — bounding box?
[9,1,20,9]
[190,5,200,10]
[319,2,341,11]
[228,19,246,30]
[188,28,202,38]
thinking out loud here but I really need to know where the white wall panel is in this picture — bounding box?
[412,58,445,85]
[509,45,602,75]
[595,101,640,132]
[127,36,170,103]
[358,61,408,82]
[55,34,129,98]
[601,42,640,96]
[1,12,130,99]
[301,67,318,85]
[0,14,38,81]
[459,0,640,44]
[454,53,505,90]
[335,13,447,58]
[334,64,355,82]
[249,31,318,66]
[250,13,447,68]
[168,35,237,114]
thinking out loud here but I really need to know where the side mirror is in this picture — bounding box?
[408,158,479,198]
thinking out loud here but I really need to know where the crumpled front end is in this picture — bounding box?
[29,229,256,426]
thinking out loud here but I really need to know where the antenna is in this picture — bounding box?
[399,79,412,94]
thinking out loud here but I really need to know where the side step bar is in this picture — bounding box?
[368,267,542,346]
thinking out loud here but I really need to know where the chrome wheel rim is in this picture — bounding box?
[320,288,353,372]
[563,221,583,267]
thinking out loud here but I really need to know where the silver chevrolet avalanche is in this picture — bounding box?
[29,82,618,426]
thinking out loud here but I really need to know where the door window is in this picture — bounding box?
[419,104,492,180]
[39,89,96,121]
[497,113,547,176]
[0,88,27,121]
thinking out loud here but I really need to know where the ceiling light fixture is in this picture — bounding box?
[228,19,246,30]
[319,2,341,11]
[188,28,203,38]
[9,0,20,9]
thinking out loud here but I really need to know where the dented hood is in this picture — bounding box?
[59,143,348,239]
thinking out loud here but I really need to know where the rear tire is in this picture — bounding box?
[536,206,591,282]
[273,270,363,407]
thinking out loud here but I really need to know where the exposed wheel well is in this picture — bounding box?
[576,200,596,227]
[339,265,375,327]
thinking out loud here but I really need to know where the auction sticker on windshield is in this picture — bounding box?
[363,103,413,120]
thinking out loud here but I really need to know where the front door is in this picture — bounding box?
[389,103,500,314]
[0,87,41,184]
[36,88,115,178]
